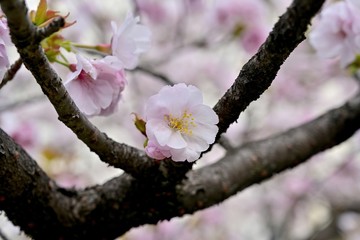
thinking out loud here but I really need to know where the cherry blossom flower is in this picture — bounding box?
[0,113,36,149]
[65,54,126,117]
[0,17,11,45]
[144,83,219,162]
[111,13,151,70]
[309,1,360,67]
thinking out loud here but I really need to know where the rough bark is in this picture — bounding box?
[1,0,357,239]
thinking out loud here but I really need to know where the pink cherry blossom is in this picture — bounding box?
[309,1,360,67]
[213,0,265,27]
[0,17,11,80]
[0,17,12,45]
[0,43,9,79]
[135,0,169,24]
[144,83,219,162]
[111,13,151,70]
[0,113,36,149]
[65,54,126,117]
[240,26,267,54]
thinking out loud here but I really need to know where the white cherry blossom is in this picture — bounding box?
[144,83,219,162]
[111,13,151,70]
[309,1,360,67]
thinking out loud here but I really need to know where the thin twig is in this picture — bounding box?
[0,95,45,112]
[34,17,65,43]
[1,0,159,178]
[134,66,174,85]
[0,58,22,90]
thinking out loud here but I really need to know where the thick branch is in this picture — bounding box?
[214,0,326,135]
[1,91,360,239]
[178,92,360,213]
[0,0,159,177]
[0,127,76,238]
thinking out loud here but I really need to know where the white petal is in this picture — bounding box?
[191,104,219,124]
[183,135,209,152]
[192,123,218,144]
[66,80,99,115]
[91,80,114,109]
[147,120,172,146]
[166,131,187,149]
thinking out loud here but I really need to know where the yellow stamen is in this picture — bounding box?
[165,111,196,136]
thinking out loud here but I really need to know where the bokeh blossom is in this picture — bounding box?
[111,13,151,69]
[0,17,12,45]
[211,0,267,54]
[65,54,126,117]
[0,17,11,80]
[349,0,360,9]
[144,83,219,162]
[309,0,360,67]
[0,44,9,79]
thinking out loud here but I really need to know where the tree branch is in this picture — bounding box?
[133,66,174,85]
[213,0,326,136]
[0,0,160,178]
[34,17,65,43]
[1,91,359,239]
[3,0,358,239]
[0,58,22,90]
[178,91,360,213]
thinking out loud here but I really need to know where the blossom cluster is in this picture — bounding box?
[309,0,360,67]
[65,13,151,116]
[140,83,219,162]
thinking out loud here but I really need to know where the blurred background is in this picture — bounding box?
[1,0,360,239]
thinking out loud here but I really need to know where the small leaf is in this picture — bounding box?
[34,0,48,25]
[133,113,147,137]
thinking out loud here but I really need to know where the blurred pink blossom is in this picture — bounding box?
[0,17,11,80]
[0,17,11,45]
[211,0,267,53]
[111,13,151,69]
[213,0,264,27]
[144,83,218,162]
[135,0,168,24]
[348,0,360,9]
[0,43,9,79]
[65,54,126,117]
[0,114,36,149]
[240,26,267,54]
[309,1,360,67]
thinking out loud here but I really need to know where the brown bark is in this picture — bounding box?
[2,0,358,239]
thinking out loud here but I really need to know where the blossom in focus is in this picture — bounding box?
[111,13,151,70]
[309,1,360,67]
[65,54,126,117]
[144,83,219,162]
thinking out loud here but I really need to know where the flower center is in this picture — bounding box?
[165,111,196,135]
